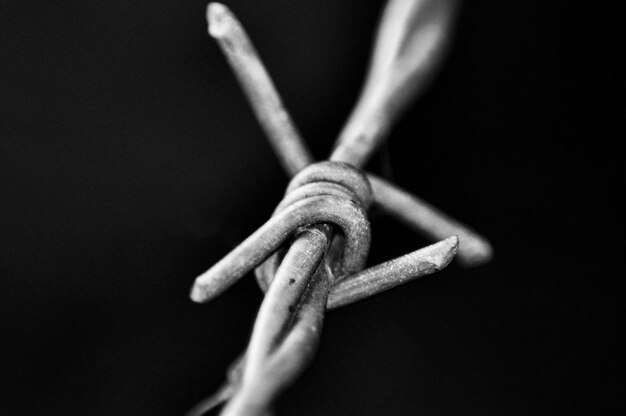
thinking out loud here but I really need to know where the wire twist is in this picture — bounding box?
[187,2,492,415]
[190,161,371,304]
[255,161,373,291]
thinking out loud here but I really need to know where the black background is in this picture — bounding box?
[0,1,620,415]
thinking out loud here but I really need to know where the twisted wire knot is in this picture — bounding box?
[187,3,493,415]
[191,162,384,305]
[255,161,373,291]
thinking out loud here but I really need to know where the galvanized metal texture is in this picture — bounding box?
[187,2,491,415]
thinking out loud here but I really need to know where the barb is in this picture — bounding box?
[188,2,492,415]
[331,0,459,167]
[207,3,313,176]
[368,175,491,266]
[328,235,458,309]
[206,0,491,266]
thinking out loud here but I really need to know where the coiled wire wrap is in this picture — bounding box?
[255,161,373,292]
[186,2,491,414]
[190,162,373,304]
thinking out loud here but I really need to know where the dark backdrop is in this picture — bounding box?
[0,1,619,415]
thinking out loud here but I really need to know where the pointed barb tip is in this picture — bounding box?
[457,236,493,267]
[428,235,459,270]
[189,278,221,303]
[207,3,232,38]
[189,283,204,303]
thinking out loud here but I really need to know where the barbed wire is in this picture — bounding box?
[186,1,492,415]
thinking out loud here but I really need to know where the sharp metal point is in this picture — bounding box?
[327,236,459,309]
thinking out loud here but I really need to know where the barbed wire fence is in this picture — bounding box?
[186,1,492,415]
